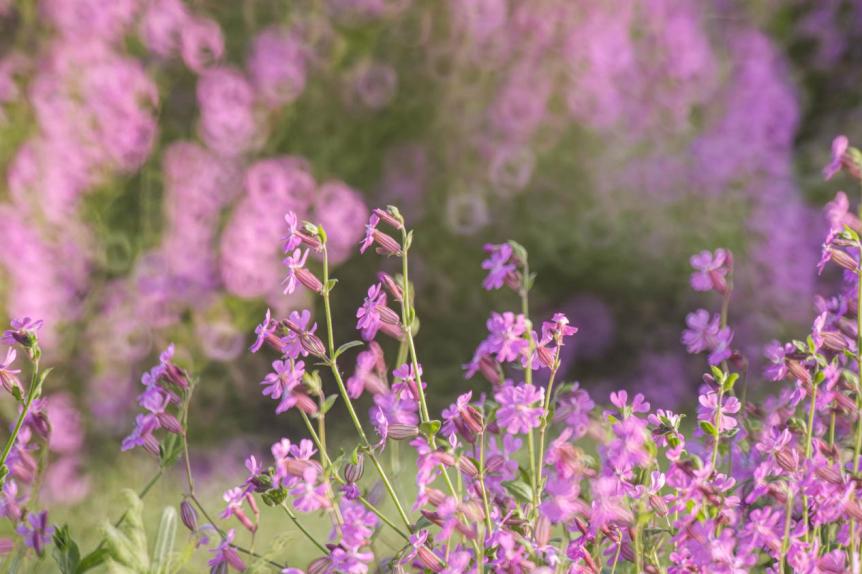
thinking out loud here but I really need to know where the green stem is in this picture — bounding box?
[397,231,459,499]
[534,350,562,512]
[281,502,328,553]
[0,356,40,483]
[477,431,493,534]
[802,383,818,542]
[319,246,413,532]
[709,384,726,470]
[779,490,794,574]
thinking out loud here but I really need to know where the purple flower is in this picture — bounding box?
[16,511,53,556]
[554,384,594,438]
[290,467,330,513]
[0,348,22,397]
[2,317,43,347]
[689,249,729,293]
[283,309,316,359]
[495,382,544,434]
[282,248,309,295]
[120,413,159,455]
[823,135,848,180]
[250,309,279,354]
[339,499,377,548]
[208,529,247,572]
[681,309,733,365]
[359,214,379,254]
[481,243,517,290]
[485,312,529,363]
[763,340,789,381]
[261,359,306,414]
[356,284,386,341]
[329,546,374,574]
[221,486,257,533]
[697,391,740,433]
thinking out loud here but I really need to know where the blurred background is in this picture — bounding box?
[0,0,858,557]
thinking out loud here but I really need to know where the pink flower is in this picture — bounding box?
[823,135,849,180]
[494,382,544,434]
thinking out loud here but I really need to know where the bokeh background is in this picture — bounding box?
[0,0,860,564]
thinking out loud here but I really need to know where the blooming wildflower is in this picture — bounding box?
[681,309,733,365]
[290,467,330,513]
[282,248,321,294]
[0,348,22,397]
[441,391,483,441]
[763,340,789,381]
[2,317,43,347]
[485,312,529,363]
[16,511,53,556]
[329,546,375,574]
[697,391,740,433]
[347,346,386,399]
[392,363,425,401]
[359,213,401,256]
[823,135,849,180]
[120,413,160,455]
[260,359,305,414]
[250,308,277,353]
[282,309,316,359]
[495,382,544,434]
[339,499,377,548]
[554,384,594,438]
[481,243,517,290]
[208,529,246,572]
[356,284,386,341]
[221,486,257,533]
[689,248,730,293]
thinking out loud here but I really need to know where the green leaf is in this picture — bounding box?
[698,421,717,437]
[419,420,441,438]
[321,394,338,415]
[77,548,111,573]
[507,240,528,263]
[502,480,533,503]
[52,525,81,574]
[152,507,177,574]
[333,340,364,360]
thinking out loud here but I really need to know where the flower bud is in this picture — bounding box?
[478,355,501,385]
[373,208,404,230]
[180,501,198,532]
[416,545,445,573]
[295,268,324,294]
[829,248,859,272]
[284,459,323,477]
[157,413,184,435]
[344,455,365,483]
[821,331,849,352]
[294,392,319,415]
[307,557,332,574]
[535,515,551,547]
[426,488,447,507]
[786,360,811,386]
[301,332,327,359]
[163,363,190,390]
[372,229,402,256]
[456,457,478,479]
[649,494,669,517]
[388,423,419,440]
[775,448,798,473]
[379,321,404,341]
[814,464,843,485]
[377,272,403,302]
[846,500,862,521]
[375,304,401,326]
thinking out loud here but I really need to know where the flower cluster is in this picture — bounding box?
[7,137,862,573]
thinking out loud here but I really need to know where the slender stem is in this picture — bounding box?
[779,490,794,574]
[281,502,328,553]
[0,356,40,483]
[609,533,623,574]
[852,263,862,560]
[396,230,458,499]
[299,412,410,541]
[477,432,493,534]
[319,245,413,531]
[710,385,726,470]
[534,348,562,512]
[802,383,818,542]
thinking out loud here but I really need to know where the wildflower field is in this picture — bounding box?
[2,0,862,573]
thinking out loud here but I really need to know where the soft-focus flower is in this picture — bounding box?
[823,135,849,180]
[495,382,544,434]
[208,529,246,572]
[481,243,517,290]
[16,511,53,556]
[689,248,730,293]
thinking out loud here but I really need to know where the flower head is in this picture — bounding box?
[495,382,544,434]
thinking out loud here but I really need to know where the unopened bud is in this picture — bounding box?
[416,545,445,573]
[307,557,332,574]
[377,272,403,302]
[379,322,404,341]
[649,493,669,517]
[344,455,365,483]
[478,355,501,385]
[457,457,478,478]
[157,413,183,435]
[388,424,419,440]
[829,248,859,272]
[372,229,402,256]
[301,332,327,359]
[180,500,198,532]
[375,304,401,326]
[814,464,843,485]
[821,331,849,352]
[786,360,811,386]
[295,268,324,294]
[294,392,319,415]
[535,515,551,547]
[775,448,798,473]
[373,208,404,230]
